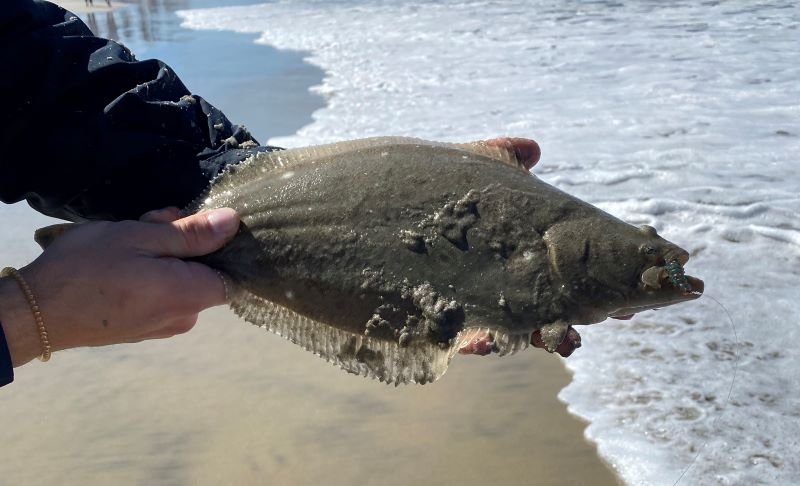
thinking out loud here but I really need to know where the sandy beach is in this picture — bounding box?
[1,2,621,485]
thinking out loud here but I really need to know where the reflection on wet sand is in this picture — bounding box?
[77,0,328,143]
[84,11,119,40]
[81,1,277,45]
[83,0,191,43]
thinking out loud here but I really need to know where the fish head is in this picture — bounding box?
[603,223,704,317]
[545,220,703,323]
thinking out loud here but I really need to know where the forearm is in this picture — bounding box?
[0,0,279,221]
[0,276,41,368]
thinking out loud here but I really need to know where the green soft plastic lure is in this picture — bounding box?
[665,260,691,292]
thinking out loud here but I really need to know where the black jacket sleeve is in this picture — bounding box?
[0,320,13,387]
[0,0,280,222]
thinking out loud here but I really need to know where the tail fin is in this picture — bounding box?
[34,223,77,250]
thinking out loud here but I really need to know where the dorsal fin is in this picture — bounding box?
[227,282,459,385]
[185,137,425,213]
[185,136,534,213]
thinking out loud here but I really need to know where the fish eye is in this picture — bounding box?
[640,244,657,255]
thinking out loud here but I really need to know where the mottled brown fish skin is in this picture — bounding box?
[194,137,702,357]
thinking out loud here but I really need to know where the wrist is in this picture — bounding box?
[0,274,43,367]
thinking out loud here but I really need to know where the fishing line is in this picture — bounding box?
[672,293,739,486]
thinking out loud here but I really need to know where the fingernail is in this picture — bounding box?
[206,208,240,235]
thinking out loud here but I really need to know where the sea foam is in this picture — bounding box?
[179,1,800,484]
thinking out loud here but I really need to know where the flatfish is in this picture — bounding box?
[189,137,703,385]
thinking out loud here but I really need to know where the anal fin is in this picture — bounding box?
[228,285,457,385]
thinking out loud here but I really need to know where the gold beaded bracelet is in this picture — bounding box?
[1,267,51,362]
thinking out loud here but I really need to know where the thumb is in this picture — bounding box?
[137,208,241,258]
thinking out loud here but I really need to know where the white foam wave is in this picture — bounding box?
[178,1,800,484]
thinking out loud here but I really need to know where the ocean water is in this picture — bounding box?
[179,1,800,484]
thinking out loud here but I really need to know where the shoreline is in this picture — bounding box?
[66,0,326,142]
[3,2,621,485]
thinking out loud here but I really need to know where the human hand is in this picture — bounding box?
[0,208,240,366]
[484,137,541,171]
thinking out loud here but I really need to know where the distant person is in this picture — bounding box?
[85,0,92,7]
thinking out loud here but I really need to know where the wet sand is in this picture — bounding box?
[2,305,620,486]
[51,0,120,14]
[2,2,621,485]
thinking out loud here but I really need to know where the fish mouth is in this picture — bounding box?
[609,256,704,318]
[639,254,703,293]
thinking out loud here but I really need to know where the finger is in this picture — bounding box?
[457,329,494,356]
[485,137,541,171]
[134,208,240,258]
[176,261,228,309]
[146,314,201,340]
[140,207,182,223]
[155,257,228,311]
[555,327,582,357]
[531,326,581,357]
[124,313,201,343]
